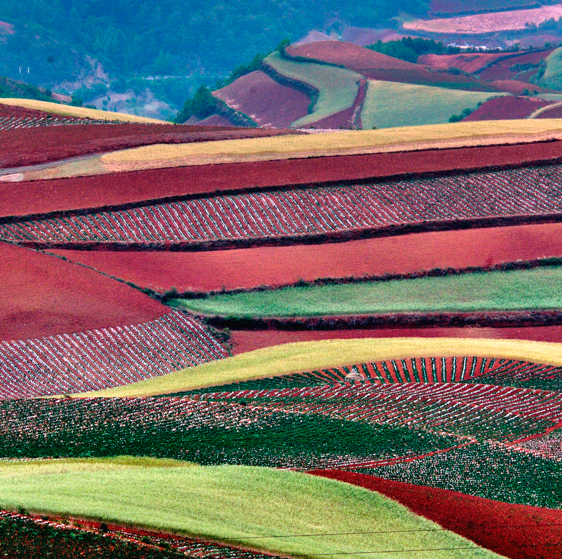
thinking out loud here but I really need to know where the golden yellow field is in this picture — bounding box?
[101,119,562,171]
[77,337,562,397]
[0,98,167,124]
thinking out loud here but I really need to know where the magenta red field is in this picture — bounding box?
[430,0,538,15]
[478,49,552,81]
[419,52,507,73]
[52,221,562,292]
[5,141,562,218]
[464,96,551,121]
[214,71,310,128]
[310,470,562,559]
[0,243,167,341]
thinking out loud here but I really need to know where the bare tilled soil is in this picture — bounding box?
[464,96,552,120]
[5,140,562,218]
[0,124,297,169]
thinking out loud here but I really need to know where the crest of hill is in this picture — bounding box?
[0,243,167,341]
[285,41,499,90]
[286,41,424,72]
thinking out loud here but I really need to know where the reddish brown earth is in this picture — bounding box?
[463,96,552,120]
[287,41,488,88]
[0,243,167,341]
[303,80,367,129]
[419,53,508,73]
[0,103,59,119]
[478,49,552,81]
[214,71,311,129]
[196,114,237,126]
[52,222,562,293]
[310,470,562,559]
[0,123,297,169]
[6,140,562,218]
[287,41,425,73]
[536,104,562,118]
[230,325,562,354]
[489,80,543,95]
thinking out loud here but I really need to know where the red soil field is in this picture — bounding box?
[311,470,562,559]
[230,325,562,354]
[478,49,552,81]
[419,53,507,73]
[0,243,167,341]
[536,104,562,118]
[287,41,424,73]
[463,95,551,120]
[0,123,296,169]
[197,114,237,126]
[214,71,310,128]
[287,41,487,89]
[0,103,59,120]
[431,0,539,15]
[51,221,562,293]
[489,79,544,95]
[6,140,562,218]
[304,80,366,129]
[340,27,409,47]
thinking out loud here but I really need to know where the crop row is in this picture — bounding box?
[196,383,562,442]
[0,510,281,559]
[0,311,228,399]
[512,429,562,462]
[0,116,113,130]
[4,163,562,245]
[189,357,562,393]
[363,440,562,508]
[0,396,458,470]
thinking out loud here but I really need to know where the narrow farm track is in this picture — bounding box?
[8,163,562,248]
[0,311,228,398]
[5,140,562,219]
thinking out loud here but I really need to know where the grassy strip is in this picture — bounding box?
[0,459,500,559]
[100,119,562,172]
[172,265,562,318]
[361,81,498,129]
[0,99,167,124]
[78,337,562,397]
[263,52,361,127]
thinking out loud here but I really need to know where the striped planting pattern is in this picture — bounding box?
[189,356,562,393]
[5,163,562,245]
[0,116,115,130]
[0,311,228,398]
[195,383,562,442]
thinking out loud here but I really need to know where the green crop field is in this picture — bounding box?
[0,459,499,559]
[84,337,562,397]
[361,81,499,129]
[264,52,362,127]
[175,265,562,317]
[537,46,562,90]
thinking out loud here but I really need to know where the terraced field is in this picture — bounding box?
[4,108,562,558]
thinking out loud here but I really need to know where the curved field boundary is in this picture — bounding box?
[96,120,562,174]
[0,98,167,124]
[0,124,297,170]
[311,470,562,559]
[228,326,562,354]
[80,337,562,397]
[0,311,228,399]
[0,242,168,342]
[0,462,498,559]
[0,509,284,559]
[6,139,562,220]
[51,222,562,293]
[190,355,562,393]
[360,81,497,129]
[263,52,361,127]
[11,163,562,250]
